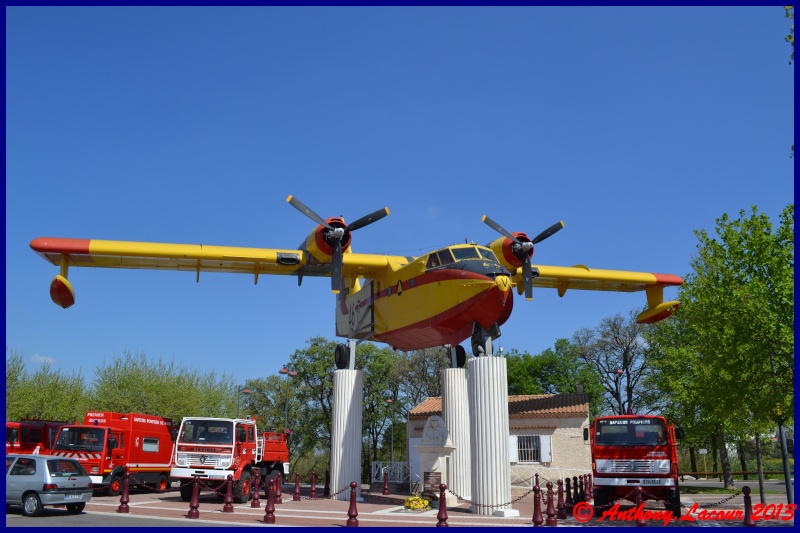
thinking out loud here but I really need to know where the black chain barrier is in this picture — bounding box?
[276,483,351,501]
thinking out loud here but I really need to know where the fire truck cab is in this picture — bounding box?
[585,414,684,517]
[52,412,176,496]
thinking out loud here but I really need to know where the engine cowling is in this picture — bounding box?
[486,232,533,272]
[299,217,352,264]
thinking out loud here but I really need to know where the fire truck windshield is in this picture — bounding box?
[54,427,105,452]
[179,420,233,445]
[595,418,667,446]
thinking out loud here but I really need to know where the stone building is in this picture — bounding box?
[407,393,591,491]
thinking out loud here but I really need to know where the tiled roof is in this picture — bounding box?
[408,393,589,420]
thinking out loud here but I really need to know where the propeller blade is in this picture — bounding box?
[331,240,343,294]
[482,215,519,243]
[286,195,332,229]
[531,221,564,244]
[346,207,390,232]
[522,258,533,301]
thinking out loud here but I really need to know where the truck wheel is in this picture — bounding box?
[233,470,252,503]
[155,474,169,493]
[264,470,281,497]
[592,487,608,513]
[106,474,123,497]
[179,482,194,502]
[665,487,682,518]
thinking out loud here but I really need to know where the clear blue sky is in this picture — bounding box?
[5,7,794,387]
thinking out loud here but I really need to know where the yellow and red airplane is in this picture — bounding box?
[30,195,682,367]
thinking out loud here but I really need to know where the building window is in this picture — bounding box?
[509,434,552,463]
[518,436,541,462]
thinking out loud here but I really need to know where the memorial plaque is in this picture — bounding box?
[423,471,441,493]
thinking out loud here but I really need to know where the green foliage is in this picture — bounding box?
[505,339,604,418]
[5,348,88,422]
[786,6,794,64]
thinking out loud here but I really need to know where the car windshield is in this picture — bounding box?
[595,418,668,446]
[179,420,233,444]
[54,427,106,452]
[47,459,88,477]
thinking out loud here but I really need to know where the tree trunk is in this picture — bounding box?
[737,441,748,480]
[716,425,735,489]
[711,434,719,476]
[755,432,766,504]
[689,447,698,475]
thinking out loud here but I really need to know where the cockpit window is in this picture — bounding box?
[478,248,500,262]
[426,249,455,269]
[451,247,481,260]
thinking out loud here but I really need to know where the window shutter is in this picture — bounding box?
[508,435,519,464]
[540,435,552,463]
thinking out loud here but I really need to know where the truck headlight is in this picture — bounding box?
[219,456,231,468]
[177,453,187,466]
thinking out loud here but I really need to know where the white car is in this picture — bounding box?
[6,453,93,516]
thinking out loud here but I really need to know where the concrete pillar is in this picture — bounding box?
[467,356,517,516]
[330,369,363,501]
[441,367,471,500]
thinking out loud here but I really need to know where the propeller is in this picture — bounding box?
[287,195,389,293]
[482,215,564,300]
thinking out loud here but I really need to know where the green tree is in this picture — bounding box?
[5,348,88,422]
[643,205,794,489]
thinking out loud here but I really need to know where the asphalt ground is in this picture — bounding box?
[11,482,791,528]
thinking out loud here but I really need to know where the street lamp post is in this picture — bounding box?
[279,366,297,431]
[386,398,394,462]
[237,387,250,418]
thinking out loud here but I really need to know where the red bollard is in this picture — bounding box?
[383,468,390,496]
[116,468,130,513]
[188,476,200,519]
[572,476,580,504]
[545,481,557,526]
[251,469,261,508]
[293,472,301,501]
[532,481,544,526]
[578,476,585,504]
[264,479,275,524]
[565,477,574,512]
[346,481,359,527]
[437,483,448,527]
[587,474,593,500]
[743,486,756,527]
[223,474,234,512]
[556,479,567,519]
[275,472,283,504]
[634,486,647,527]
[310,470,317,499]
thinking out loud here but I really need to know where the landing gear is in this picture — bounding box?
[471,321,501,356]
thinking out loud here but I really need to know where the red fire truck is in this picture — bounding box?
[6,420,71,455]
[171,417,290,503]
[585,414,684,516]
[52,412,176,496]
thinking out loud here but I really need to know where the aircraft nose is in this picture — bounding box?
[495,275,511,293]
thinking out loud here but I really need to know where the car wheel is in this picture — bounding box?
[22,493,43,517]
[66,502,86,514]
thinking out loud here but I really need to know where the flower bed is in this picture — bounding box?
[404,495,431,512]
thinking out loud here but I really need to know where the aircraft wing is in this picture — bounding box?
[29,237,399,308]
[520,263,683,324]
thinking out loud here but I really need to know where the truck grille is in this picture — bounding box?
[608,460,656,473]
[186,454,223,468]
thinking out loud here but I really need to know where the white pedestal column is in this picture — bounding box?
[330,369,363,501]
[467,356,517,516]
[441,367,471,500]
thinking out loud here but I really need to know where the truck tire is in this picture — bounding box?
[233,470,252,503]
[665,487,682,518]
[263,469,281,497]
[155,474,169,493]
[106,474,123,497]
[180,482,194,502]
[592,487,608,513]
